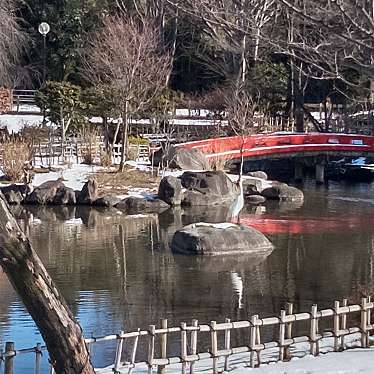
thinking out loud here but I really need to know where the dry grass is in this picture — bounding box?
[94,166,161,196]
[208,157,227,171]
[0,139,32,182]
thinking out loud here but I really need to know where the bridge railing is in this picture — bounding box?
[1,298,373,374]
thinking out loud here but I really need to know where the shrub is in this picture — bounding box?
[100,150,112,167]
[0,139,32,182]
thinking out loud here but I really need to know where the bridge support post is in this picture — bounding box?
[315,163,325,184]
[294,162,304,182]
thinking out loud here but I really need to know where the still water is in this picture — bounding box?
[1,179,374,371]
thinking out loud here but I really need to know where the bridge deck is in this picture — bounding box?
[177,133,374,161]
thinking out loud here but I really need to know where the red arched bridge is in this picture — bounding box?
[176,133,374,162]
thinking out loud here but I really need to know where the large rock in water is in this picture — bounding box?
[158,176,182,206]
[25,178,65,205]
[0,184,29,204]
[171,223,273,255]
[76,179,99,205]
[181,171,239,206]
[153,146,209,170]
[261,184,304,201]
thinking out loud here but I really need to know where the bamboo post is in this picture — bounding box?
[35,343,42,374]
[181,322,188,374]
[285,303,293,360]
[210,321,218,374]
[224,318,231,371]
[128,329,140,374]
[114,331,125,373]
[333,301,340,352]
[148,325,156,374]
[249,315,258,368]
[368,296,371,344]
[279,310,286,361]
[256,320,261,366]
[189,320,198,374]
[310,304,318,356]
[361,297,368,348]
[158,320,168,374]
[341,299,348,350]
[5,342,14,374]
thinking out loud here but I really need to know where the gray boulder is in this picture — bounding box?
[77,179,99,205]
[181,171,239,206]
[53,186,76,205]
[171,222,273,256]
[158,176,182,206]
[247,171,268,180]
[25,178,65,205]
[0,184,28,204]
[94,195,122,207]
[164,146,210,170]
[116,196,169,214]
[261,185,304,201]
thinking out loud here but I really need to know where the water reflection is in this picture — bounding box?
[1,181,374,371]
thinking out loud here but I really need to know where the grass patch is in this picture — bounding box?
[93,166,160,196]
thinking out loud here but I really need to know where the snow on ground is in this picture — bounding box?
[96,334,373,374]
[0,114,44,133]
[32,164,100,191]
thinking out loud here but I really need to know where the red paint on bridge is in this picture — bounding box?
[177,133,374,160]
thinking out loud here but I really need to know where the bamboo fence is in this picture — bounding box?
[1,298,374,374]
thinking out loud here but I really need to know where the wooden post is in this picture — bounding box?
[368,296,371,345]
[128,329,140,374]
[189,320,198,374]
[181,322,187,374]
[310,305,318,356]
[285,303,293,360]
[341,299,347,350]
[35,343,42,374]
[333,301,340,352]
[5,342,14,374]
[114,331,125,373]
[279,310,286,361]
[224,318,231,371]
[148,325,156,374]
[210,321,218,374]
[250,315,258,368]
[361,298,368,348]
[158,320,168,374]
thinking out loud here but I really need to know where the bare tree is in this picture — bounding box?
[84,13,172,171]
[0,0,24,86]
[275,0,374,99]
[226,85,260,182]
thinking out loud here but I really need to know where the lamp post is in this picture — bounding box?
[38,22,50,86]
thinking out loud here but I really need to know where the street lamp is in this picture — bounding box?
[38,22,50,86]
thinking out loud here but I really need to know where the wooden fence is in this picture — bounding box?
[1,298,374,374]
[32,139,150,166]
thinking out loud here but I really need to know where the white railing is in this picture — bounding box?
[1,298,373,374]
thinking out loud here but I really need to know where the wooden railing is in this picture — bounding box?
[1,298,373,374]
[11,90,38,113]
[31,139,150,166]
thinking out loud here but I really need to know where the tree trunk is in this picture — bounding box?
[0,196,95,374]
[119,102,129,172]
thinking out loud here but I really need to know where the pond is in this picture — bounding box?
[1,179,374,372]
